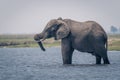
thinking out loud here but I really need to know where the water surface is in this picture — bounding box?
[0,48,120,80]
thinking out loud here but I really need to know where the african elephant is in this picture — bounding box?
[34,17,110,64]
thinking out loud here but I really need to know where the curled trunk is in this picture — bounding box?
[37,41,46,51]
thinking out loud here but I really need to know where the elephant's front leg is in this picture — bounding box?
[61,38,74,64]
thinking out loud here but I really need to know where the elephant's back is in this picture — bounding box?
[67,19,107,41]
[84,21,107,39]
[84,21,106,33]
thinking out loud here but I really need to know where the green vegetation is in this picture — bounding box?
[0,34,120,51]
[108,34,120,51]
[0,34,60,48]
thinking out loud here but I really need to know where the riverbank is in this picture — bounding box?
[0,34,120,50]
[0,34,60,48]
[108,34,120,50]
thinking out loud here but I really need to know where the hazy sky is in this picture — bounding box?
[0,0,120,34]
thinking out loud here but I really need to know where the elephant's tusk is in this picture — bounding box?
[35,39,45,42]
[35,40,40,42]
[35,40,42,43]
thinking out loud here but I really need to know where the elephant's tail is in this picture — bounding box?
[105,36,108,51]
[104,33,108,51]
[106,39,108,51]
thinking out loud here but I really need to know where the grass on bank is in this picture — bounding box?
[108,34,120,50]
[0,34,120,51]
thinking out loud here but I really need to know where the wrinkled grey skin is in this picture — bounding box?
[34,17,110,64]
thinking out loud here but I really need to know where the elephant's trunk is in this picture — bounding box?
[34,33,46,51]
[37,41,46,51]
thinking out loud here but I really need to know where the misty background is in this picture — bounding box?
[0,0,120,34]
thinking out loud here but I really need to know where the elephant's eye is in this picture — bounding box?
[52,24,59,31]
[51,27,55,31]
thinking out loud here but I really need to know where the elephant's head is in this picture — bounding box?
[34,17,70,51]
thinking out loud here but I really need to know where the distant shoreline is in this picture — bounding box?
[0,34,120,51]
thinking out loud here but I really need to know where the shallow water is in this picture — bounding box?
[0,47,120,80]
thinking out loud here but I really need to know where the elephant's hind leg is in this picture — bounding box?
[95,45,110,64]
[96,55,101,64]
[101,47,110,64]
[95,43,110,64]
[103,54,110,64]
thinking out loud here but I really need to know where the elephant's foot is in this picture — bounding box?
[63,60,72,64]
[96,62,101,64]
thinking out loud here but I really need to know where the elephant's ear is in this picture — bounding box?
[56,20,70,40]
